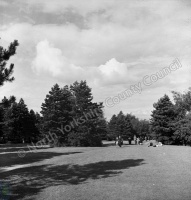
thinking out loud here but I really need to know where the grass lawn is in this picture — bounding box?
[0,142,191,200]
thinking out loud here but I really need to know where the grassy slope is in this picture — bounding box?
[1,143,191,200]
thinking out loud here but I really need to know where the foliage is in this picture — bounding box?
[1,97,40,143]
[41,84,73,145]
[107,111,150,140]
[150,94,177,144]
[0,39,19,86]
[40,81,105,146]
[171,88,191,145]
[67,81,103,146]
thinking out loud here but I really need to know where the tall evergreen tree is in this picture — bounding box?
[0,96,16,142]
[150,94,177,144]
[107,114,118,140]
[2,98,39,143]
[68,81,103,146]
[28,109,41,142]
[123,114,134,140]
[16,98,31,142]
[41,84,73,145]
[107,112,134,140]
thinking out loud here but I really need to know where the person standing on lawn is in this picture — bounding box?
[134,135,137,145]
[137,137,140,145]
[118,136,122,147]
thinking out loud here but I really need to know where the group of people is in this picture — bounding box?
[115,135,163,148]
[148,141,163,147]
[115,135,148,147]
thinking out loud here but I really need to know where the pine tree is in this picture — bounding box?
[2,98,38,143]
[0,39,19,86]
[41,84,73,145]
[68,81,103,146]
[0,96,16,142]
[28,109,41,142]
[123,114,134,140]
[116,111,125,137]
[107,112,134,140]
[150,94,177,144]
[16,98,32,142]
[107,114,118,140]
[137,120,150,139]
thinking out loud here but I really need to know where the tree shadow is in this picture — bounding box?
[102,142,117,147]
[0,152,82,168]
[0,147,50,153]
[102,142,130,147]
[1,158,145,200]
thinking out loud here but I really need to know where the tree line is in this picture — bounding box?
[107,111,150,141]
[0,81,107,146]
[107,89,191,146]
[150,90,191,145]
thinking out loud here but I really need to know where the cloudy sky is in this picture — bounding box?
[0,0,191,120]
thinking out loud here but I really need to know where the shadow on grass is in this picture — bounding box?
[0,144,30,148]
[0,147,50,153]
[0,152,82,168]
[102,142,117,147]
[102,142,130,147]
[1,158,144,200]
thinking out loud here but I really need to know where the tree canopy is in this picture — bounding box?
[0,39,19,86]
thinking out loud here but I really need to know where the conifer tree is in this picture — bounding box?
[68,81,103,146]
[107,114,118,140]
[41,84,73,145]
[107,112,134,140]
[2,98,38,143]
[0,39,19,86]
[0,96,16,142]
[123,114,134,140]
[150,94,177,144]
[28,109,41,142]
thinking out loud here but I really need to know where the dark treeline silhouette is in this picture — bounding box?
[40,81,107,146]
[0,96,41,143]
[0,81,107,146]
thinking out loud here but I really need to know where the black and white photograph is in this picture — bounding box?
[0,0,191,199]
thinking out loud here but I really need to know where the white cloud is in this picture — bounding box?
[99,58,127,76]
[32,40,63,76]
[98,58,132,85]
[1,0,191,119]
[32,40,87,81]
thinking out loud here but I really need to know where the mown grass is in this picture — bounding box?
[0,142,191,200]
